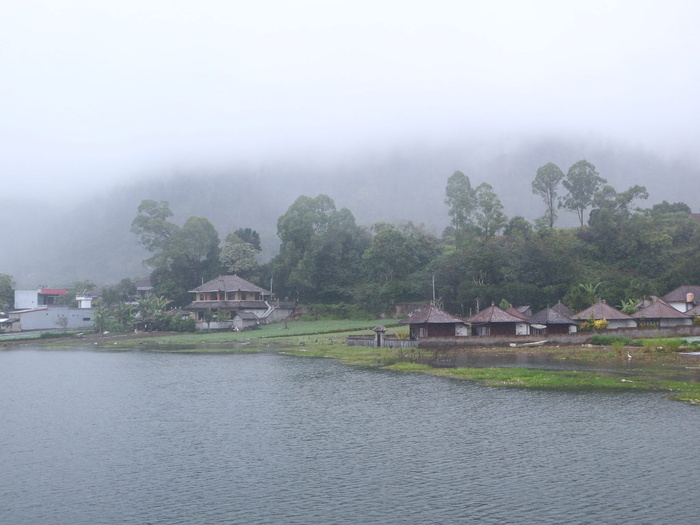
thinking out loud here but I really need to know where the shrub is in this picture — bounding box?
[641,337,685,352]
[593,319,609,330]
[589,335,632,346]
[39,332,65,339]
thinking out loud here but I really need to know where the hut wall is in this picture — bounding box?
[427,323,458,337]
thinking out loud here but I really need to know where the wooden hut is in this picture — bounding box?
[631,298,693,327]
[527,307,578,335]
[401,305,469,339]
[551,300,574,318]
[661,285,700,313]
[467,304,529,336]
[570,300,636,329]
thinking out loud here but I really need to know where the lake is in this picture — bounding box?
[1,347,698,524]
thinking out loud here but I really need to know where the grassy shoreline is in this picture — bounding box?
[5,320,700,405]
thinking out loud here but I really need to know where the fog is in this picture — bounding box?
[2,0,699,203]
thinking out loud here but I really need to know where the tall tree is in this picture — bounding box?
[233,227,262,252]
[0,273,14,311]
[131,201,221,306]
[273,195,368,301]
[130,200,179,256]
[220,233,259,278]
[473,182,507,238]
[531,162,564,228]
[444,171,475,232]
[560,160,607,226]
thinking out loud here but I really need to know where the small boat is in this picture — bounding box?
[509,340,548,348]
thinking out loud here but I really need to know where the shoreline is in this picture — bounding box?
[3,326,700,405]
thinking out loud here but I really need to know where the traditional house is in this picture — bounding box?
[661,285,700,313]
[135,276,154,299]
[527,307,578,335]
[631,298,693,327]
[505,306,528,320]
[570,300,636,329]
[514,305,533,317]
[551,300,574,318]
[685,303,700,319]
[186,275,272,330]
[467,304,530,336]
[401,305,469,339]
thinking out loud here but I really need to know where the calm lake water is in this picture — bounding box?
[1,347,699,524]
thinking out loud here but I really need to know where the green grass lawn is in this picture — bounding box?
[385,363,700,405]
[112,319,405,349]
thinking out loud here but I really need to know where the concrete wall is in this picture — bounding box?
[264,306,295,323]
[417,324,700,348]
[14,290,39,309]
[16,305,94,331]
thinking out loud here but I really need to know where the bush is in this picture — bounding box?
[589,335,632,346]
[593,319,609,330]
[155,313,196,332]
[39,332,66,339]
[641,337,685,352]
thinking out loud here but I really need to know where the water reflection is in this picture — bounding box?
[1,348,699,525]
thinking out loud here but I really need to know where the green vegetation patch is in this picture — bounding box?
[384,363,700,404]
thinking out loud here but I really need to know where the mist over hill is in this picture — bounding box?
[3,136,698,288]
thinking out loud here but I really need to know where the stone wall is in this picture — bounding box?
[417,325,700,348]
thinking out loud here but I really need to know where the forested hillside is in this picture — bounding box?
[118,156,700,320]
[2,137,699,290]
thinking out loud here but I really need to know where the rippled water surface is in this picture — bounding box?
[1,347,699,524]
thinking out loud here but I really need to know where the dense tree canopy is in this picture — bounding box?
[272,195,369,302]
[132,201,222,306]
[122,165,699,318]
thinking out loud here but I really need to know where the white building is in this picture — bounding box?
[10,288,94,332]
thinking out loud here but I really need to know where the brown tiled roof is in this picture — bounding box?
[527,307,577,325]
[189,275,270,295]
[467,304,524,324]
[185,300,268,310]
[634,296,659,309]
[551,300,574,317]
[685,304,700,316]
[661,285,700,303]
[571,300,633,320]
[402,305,465,325]
[505,306,528,319]
[632,299,692,319]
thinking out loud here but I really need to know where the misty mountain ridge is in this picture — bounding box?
[2,136,698,288]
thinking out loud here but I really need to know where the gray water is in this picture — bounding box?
[1,347,698,525]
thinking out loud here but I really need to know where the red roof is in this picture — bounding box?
[40,289,67,295]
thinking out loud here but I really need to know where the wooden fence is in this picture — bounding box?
[346,335,418,348]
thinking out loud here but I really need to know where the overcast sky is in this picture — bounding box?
[2,0,699,200]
